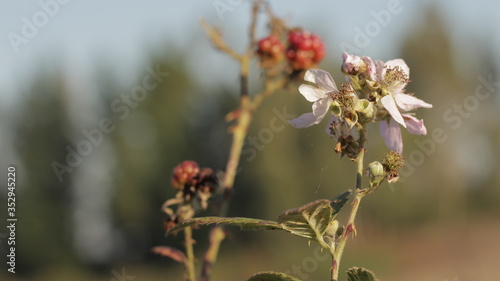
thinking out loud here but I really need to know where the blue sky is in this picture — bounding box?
[0,0,499,105]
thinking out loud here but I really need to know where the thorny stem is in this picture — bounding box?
[331,126,367,281]
[184,226,196,281]
[200,227,226,281]
[199,2,286,281]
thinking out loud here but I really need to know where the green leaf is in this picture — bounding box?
[167,217,281,235]
[247,271,302,281]
[346,267,379,281]
[331,190,351,216]
[277,199,333,243]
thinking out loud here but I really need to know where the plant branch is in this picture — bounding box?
[331,126,367,281]
[200,19,242,62]
[184,227,196,281]
[199,3,287,279]
[200,227,226,281]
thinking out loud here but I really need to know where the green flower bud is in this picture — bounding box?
[367,161,384,178]
[367,161,385,189]
[325,220,339,239]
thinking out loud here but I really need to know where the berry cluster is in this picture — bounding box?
[170,160,217,208]
[286,31,325,71]
[256,30,325,71]
[256,35,285,66]
[171,160,200,190]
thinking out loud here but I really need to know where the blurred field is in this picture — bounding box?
[1,2,499,281]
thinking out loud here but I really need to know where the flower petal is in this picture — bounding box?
[362,56,376,79]
[324,115,339,135]
[395,93,433,111]
[312,97,332,120]
[372,60,385,80]
[402,114,427,135]
[380,118,403,154]
[304,69,337,91]
[380,95,406,128]
[298,84,329,102]
[383,59,410,78]
[288,112,321,128]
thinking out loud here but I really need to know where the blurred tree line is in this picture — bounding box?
[0,6,499,281]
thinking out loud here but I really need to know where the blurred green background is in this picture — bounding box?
[1,1,499,281]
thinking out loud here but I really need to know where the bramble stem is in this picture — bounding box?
[200,2,285,280]
[184,227,196,281]
[331,127,366,281]
[200,227,226,281]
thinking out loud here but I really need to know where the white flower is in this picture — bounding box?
[378,59,432,127]
[289,69,337,128]
[376,59,432,153]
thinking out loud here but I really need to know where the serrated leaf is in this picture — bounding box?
[331,190,351,216]
[247,271,302,281]
[277,199,333,242]
[346,267,379,281]
[167,217,281,235]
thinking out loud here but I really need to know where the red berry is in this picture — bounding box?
[287,30,325,70]
[171,161,200,190]
[256,35,285,66]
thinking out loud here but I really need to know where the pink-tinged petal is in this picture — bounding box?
[304,69,337,92]
[298,84,329,102]
[373,60,385,80]
[380,119,403,154]
[380,95,406,128]
[288,112,321,128]
[402,114,427,135]
[383,59,410,78]
[362,56,376,79]
[395,93,433,111]
[342,53,364,74]
[312,97,332,120]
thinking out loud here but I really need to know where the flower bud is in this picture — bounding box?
[341,52,367,75]
[325,219,339,239]
[366,161,386,191]
[367,161,384,178]
[171,161,200,190]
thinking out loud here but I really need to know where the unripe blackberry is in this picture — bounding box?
[171,161,200,190]
[197,168,217,194]
[256,35,285,66]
